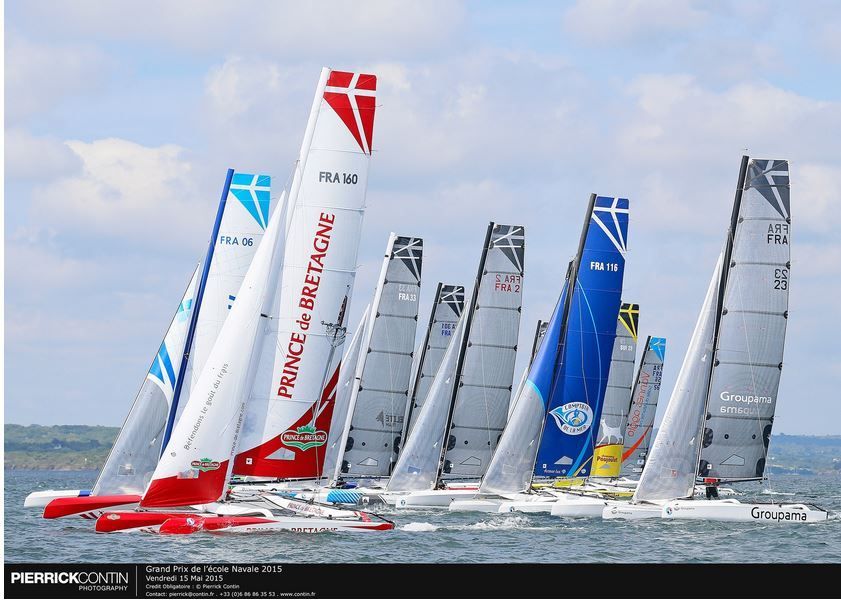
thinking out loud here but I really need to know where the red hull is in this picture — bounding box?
[43,495,141,519]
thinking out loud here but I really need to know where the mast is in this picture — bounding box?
[434,223,494,486]
[161,168,233,455]
[402,282,443,441]
[527,193,596,488]
[695,155,749,482]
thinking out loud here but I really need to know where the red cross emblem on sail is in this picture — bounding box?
[323,71,377,155]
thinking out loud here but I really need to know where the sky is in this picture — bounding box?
[5,0,841,434]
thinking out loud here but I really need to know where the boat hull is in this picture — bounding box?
[159,515,393,534]
[24,489,87,508]
[549,496,608,518]
[662,500,829,523]
[381,488,478,508]
[601,502,663,520]
[43,494,141,519]
[448,499,506,513]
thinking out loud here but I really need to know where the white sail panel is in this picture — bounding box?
[700,159,791,481]
[620,336,666,477]
[442,224,525,479]
[387,306,469,492]
[320,306,370,483]
[634,253,723,503]
[142,191,289,508]
[93,266,200,495]
[592,302,639,477]
[404,284,465,438]
[234,68,377,480]
[342,235,423,478]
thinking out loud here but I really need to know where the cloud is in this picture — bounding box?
[562,0,709,46]
[12,0,466,59]
[5,129,82,180]
[5,30,110,124]
[31,138,211,250]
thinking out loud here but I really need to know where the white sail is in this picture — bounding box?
[508,320,548,420]
[592,302,639,477]
[340,234,423,478]
[633,252,723,503]
[141,193,289,508]
[92,266,200,495]
[234,68,377,480]
[442,224,525,479]
[320,306,370,483]
[404,284,465,438]
[699,159,791,481]
[387,305,469,492]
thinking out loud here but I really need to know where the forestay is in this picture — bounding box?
[441,224,525,479]
[403,284,465,439]
[592,303,639,477]
[619,336,666,477]
[341,235,423,478]
[233,69,377,480]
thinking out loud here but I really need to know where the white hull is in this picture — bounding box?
[381,488,478,508]
[448,492,563,514]
[448,498,506,513]
[550,496,608,518]
[24,489,85,508]
[602,501,663,520]
[663,499,829,523]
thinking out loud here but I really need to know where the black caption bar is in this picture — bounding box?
[5,563,837,598]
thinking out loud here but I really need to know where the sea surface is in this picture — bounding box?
[6,470,841,564]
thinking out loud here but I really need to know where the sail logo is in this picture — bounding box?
[549,402,593,435]
[189,458,221,472]
[720,392,772,404]
[323,71,377,155]
[281,425,327,452]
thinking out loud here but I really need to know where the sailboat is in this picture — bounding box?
[603,156,829,523]
[382,222,526,508]
[27,169,273,519]
[95,68,394,534]
[449,194,630,513]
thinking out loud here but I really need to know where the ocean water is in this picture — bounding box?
[6,470,841,564]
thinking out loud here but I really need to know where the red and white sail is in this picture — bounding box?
[141,193,289,508]
[233,68,377,480]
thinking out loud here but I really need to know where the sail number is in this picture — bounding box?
[495,274,521,293]
[220,236,254,246]
[398,283,417,302]
[590,261,618,272]
[319,171,358,185]
[774,268,788,290]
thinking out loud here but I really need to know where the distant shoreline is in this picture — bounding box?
[5,424,841,474]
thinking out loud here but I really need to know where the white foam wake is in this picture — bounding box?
[399,522,438,532]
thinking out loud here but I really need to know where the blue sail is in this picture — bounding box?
[533,196,629,478]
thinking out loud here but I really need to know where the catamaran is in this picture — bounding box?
[27,169,273,519]
[93,68,394,534]
[449,194,630,514]
[382,223,526,508]
[602,156,829,523]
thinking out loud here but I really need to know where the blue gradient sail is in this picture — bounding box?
[533,196,629,478]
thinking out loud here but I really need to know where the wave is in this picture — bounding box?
[399,522,438,532]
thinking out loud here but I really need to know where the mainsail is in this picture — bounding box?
[440,223,525,480]
[699,159,791,481]
[141,191,290,508]
[403,284,465,439]
[533,195,629,479]
[233,69,377,480]
[321,306,370,482]
[508,319,549,421]
[92,267,200,496]
[339,235,423,478]
[591,302,639,478]
[619,336,666,477]
[386,306,469,492]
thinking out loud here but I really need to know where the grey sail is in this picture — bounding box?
[531,320,549,363]
[508,319,548,420]
[93,266,200,495]
[321,305,370,483]
[699,159,791,481]
[634,252,723,503]
[619,336,666,478]
[387,306,469,491]
[403,284,465,439]
[441,223,525,480]
[341,234,423,478]
[592,302,640,478]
